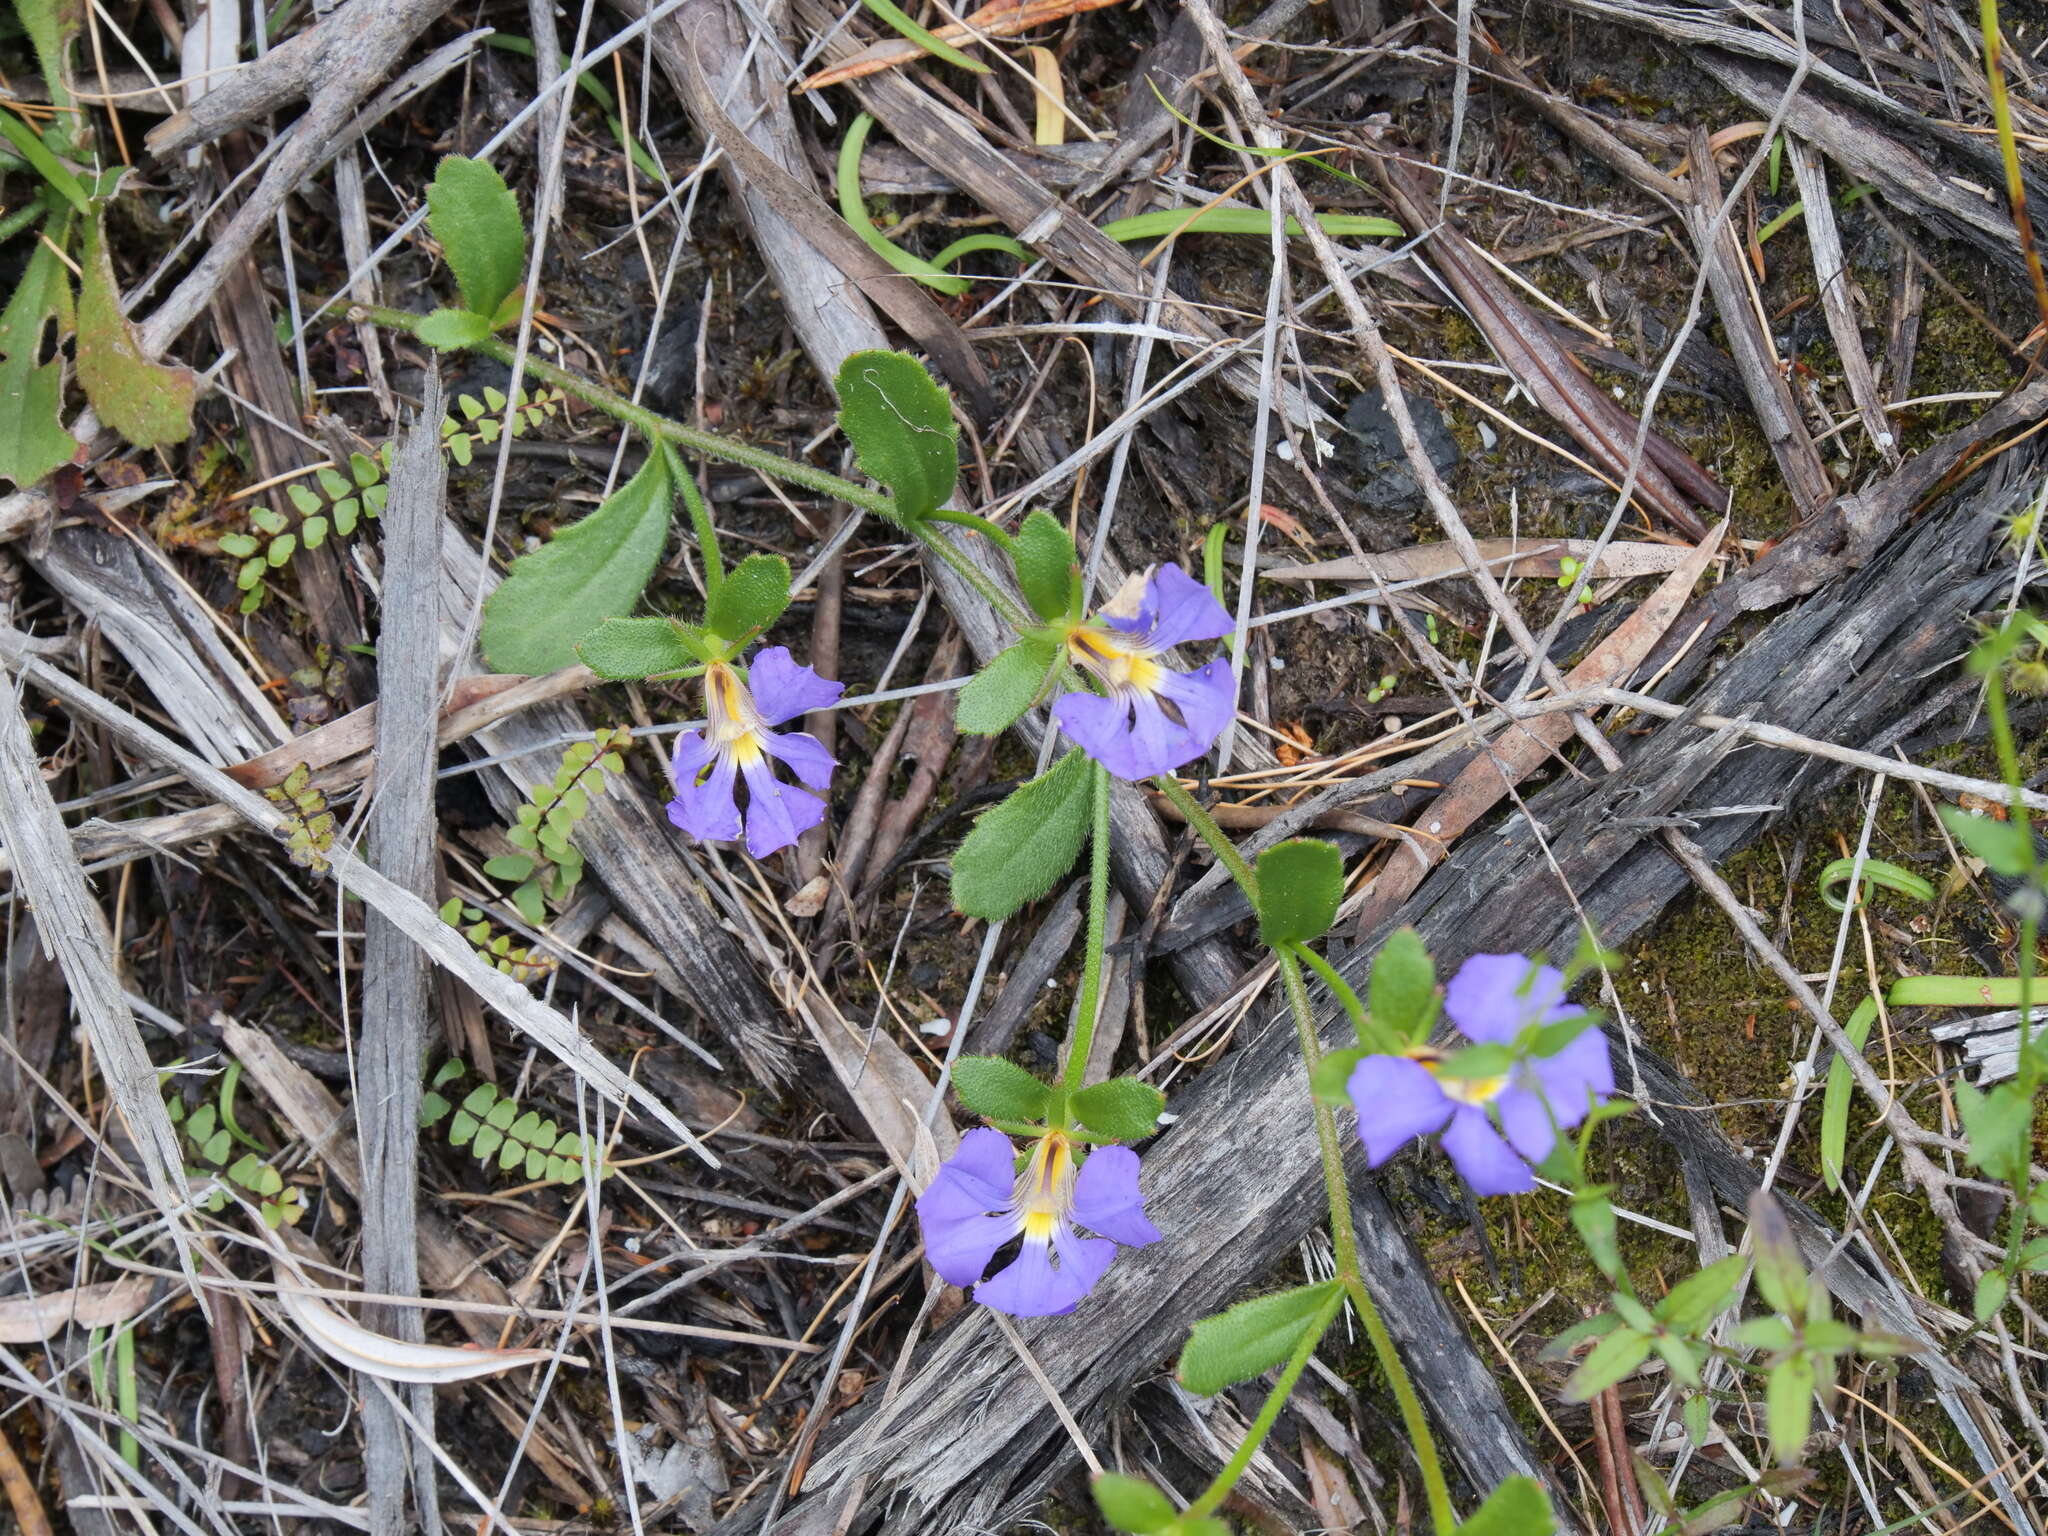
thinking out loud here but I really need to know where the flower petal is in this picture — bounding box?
[1493,1085,1558,1166]
[1526,1024,1614,1130]
[920,1208,1015,1289]
[763,728,837,791]
[1443,954,1571,1042]
[1053,690,1143,778]
[737,754,825,858]
[1154,658,1237,757]
[670,728,715,786]
[1346,1054,1453,1166]
[1122,693,1196,780]
[936,1127,1017,1208]
[976,1231,1106,1316]
[748,647,844,727]
[1441,1105,1534,1194]
[1136,563,1234,651]
[1070,1146,1161,1249]
[666,749,741,843]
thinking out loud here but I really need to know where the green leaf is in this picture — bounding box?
[1454,1476,1555,1536]
[1747,1191,1809,1320]
[481,443,673,675]
[416,307,493,350]
[1367,927,1436,1045]
[2020,1235,2048,1272]
[951,1056,1049,1122]
[858,0,990,73]
[427,155,526,320]
[835,114,976,298]
[0,226,76,487]
[75,211,193,449]
[511,879,546,927]
[1974,1269,2010,1322]
[578,616,705,679]
[1539,1311,1620,1361]
[706,553,792,644]
[1090,1474,1175,1534]
[836,349,959,524]
[1309,1045,1367,1104]
[1820,995,1879,1193]
[957,638,1059,735]
[483,854,536,883]
[1254,838,1344,946]
[1683,1392,1714,1447]
[1100,207,1403,245]
[1651,1332,1702,1389]
[1070,1078,1166,1141]
[1655,1255,1747,1335]
[1178,1280,1341,1396]
[0,114,88,214]
[1561,1326,1650,1400]
[218,533,259,558]
[1939,804,2034,878]
[1764,1351,1815,1466]
[1956,1079,2033,1183]
[1570,1188,1624,1284]
[1731,1316,1795,1354]
[1013,509,1078,621]
[951,748,1094,920]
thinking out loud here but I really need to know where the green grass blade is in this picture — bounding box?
[858,0,990,74]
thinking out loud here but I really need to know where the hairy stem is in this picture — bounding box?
[1150,774,1258,898]
[1063,763,1114,1095]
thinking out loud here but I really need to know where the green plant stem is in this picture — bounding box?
[673,450,724,599]
[1062,763,1114,1096]
[114,1322,139,1468]
[1158,772,1457,1532]
[1183,1289,1342,1521]
[914,522,1032,628]
[924,507,1015,550]
[1295,941,1402,1055]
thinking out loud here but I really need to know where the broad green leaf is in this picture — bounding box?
[706,553,792,644]
[1254,838,1344,946]
[1820,994,1879,1192]
[1539,1311,1620,1361]
[2020,1235,2048,1272]
[1308,1045,1367,1104]
[578,616,706,679]
[1974,1270,2010,1322]
[1570,1188,1624,1284]
[1956,1079,2033,1183]
[1454,1476,1554,1536]
[951,748,1093,920]
[1682,1392,1713,1447]
[482,854,536,882]
[1561,1326,1650,1400]
[956,637,1058,735]
[836,349,959,523]
[1013,508,1078,621]
[1651,1332,1701,1388]
[1070,1078,1165,1141]
[75,210,192,448]
[417,307,492,350]
[1368,927,1435,1045]
[481,443,673,675]
[1764,1352,1814,1466]
[1090,1473,1175,1534]
[1747,1191,1808,1320]
[951,1056,1049,1122]
[15,0,75,114]
[427,156,526,320]
[1731,1316,1794,1354]
[0,223,75,486]
[1656,1255,1747,1334]
[1939,803,2034,878]
[1178,1280,1341,1396]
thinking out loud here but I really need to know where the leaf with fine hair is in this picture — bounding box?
[0,220,75,487]
[481,444,673,675]
[1069,1077,1165,1141]
[951,748,1093,920]
[1091,1473,1175,1535]
[427,155,527,320]
[1254,838,1344,946]
[956,637,1059,736]
[836,349,959,524]
[1367,926,1435,1045]
[417,307,492,350]
[75,211,193,449]
[706,553,792,645]
[950,1056,1049,1123]
[1013,509,1078,621]
[1178,1280,1340,1396]
[577,616,708,680]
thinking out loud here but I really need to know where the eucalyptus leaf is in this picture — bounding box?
[951,748,1093,920]
[481,444,673,675]
[836,350,958,524]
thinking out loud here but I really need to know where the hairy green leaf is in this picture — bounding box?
[1013,509,1078,621]
[0,224,75,486]
[427,156,526,320]
[1254,838,1344,946]
[1764,1351,1815,1466]
[951,1056,1049,1122]
[1561,1326,1650,1401]
[481,443,672,675]
[1367,926,1435,1045]
[836,349,958,523]
[1178,1280,1340,1396]
[1090,1473,1175,1535]
[1655,1254,1746,1335]
[75,211,193,448]
[1748,1191,1809,1320]
[1454,1475,1555,1535]
[1957,1079,2033,1183]
[951,748,1093,920]
[417,307,492,350]
[706,553,792,644]
[956,637,1058,735]
[578,616,705,679]
[1070,1077,1165,1141]
[1939,803,2034,878]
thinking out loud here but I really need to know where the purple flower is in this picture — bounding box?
[1052,563,1237,780]
[916,1128,1160,1316]
[1346,953,1614,1195]
[666,647,842,859]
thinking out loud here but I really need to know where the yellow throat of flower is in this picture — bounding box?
[1016,1130,1076,1241]
[705,662,767,765]
[1407,1046,1506,1107]
[1066,626,1163,695]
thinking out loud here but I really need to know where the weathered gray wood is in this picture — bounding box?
[358,374,446,1536]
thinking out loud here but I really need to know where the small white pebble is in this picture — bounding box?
[920,1018,951,1037]
[1274,439,1296,462]
[1429,820,1443,834]
[1269,656,1286,671]
[1382,716,1403,734]
[624,1235,642,1254]
[1477,422,1497,450]
[1156,1111,1179,1126]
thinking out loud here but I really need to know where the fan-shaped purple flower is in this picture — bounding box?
[1346,953,1614,1194]
[1052,564,1237,780]
[665,647,842,858]
[916,1128,1160,1316]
